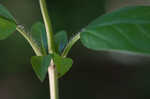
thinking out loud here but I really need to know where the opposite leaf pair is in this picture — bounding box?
[31,22,68,55]
[31,23,73,82]
[31,53,73,82]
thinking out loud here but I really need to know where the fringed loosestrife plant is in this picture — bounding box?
[0,0,150,99]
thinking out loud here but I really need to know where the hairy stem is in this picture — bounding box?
[39,0,55,54]
[16,26,42,56]
[62,33,80,57]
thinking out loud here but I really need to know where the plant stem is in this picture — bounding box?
[48,61,59,99]
[16,26,42,56]
[39,1,58,99]
[62,33,80,57]
[39,0,55,54]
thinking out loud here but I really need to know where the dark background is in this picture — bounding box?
[0,0,150,99]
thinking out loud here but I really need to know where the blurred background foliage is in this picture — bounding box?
[0,0,150,99]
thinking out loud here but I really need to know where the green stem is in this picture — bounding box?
[39,1,58,99]
[39,0,55,54]
[16,26,42,56]
[62,33,80,57]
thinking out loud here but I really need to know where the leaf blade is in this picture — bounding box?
[0,4,15,21]
[81,6,150,55]
[31,55,51,82]
[53,53,73,78]
[54,30,68,53]
[0,5,16,40]
[31,22,48,54]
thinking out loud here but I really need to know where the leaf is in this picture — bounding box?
[41,28,48,55]
[0,4,16,40]
[80,6,150,55]
[53,53,73,78]
[31,22,48,54]
[31,22,46,43]
[0,4,15,21]
[31,22,68,54]
[54,30,68,53]
[31,55,51,82]
[0,18,16,40]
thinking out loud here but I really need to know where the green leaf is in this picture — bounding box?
[31,22,46,43]
[53,53,73,78]
[31,22,48,54]
[0,4,15,21]
[54,30,68,53]
[31,22,68,55]
[0,4,16,40]
[81,6,150,55]
[0,18,16,40]
[41,28,48,55]
[31,55,51,82]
